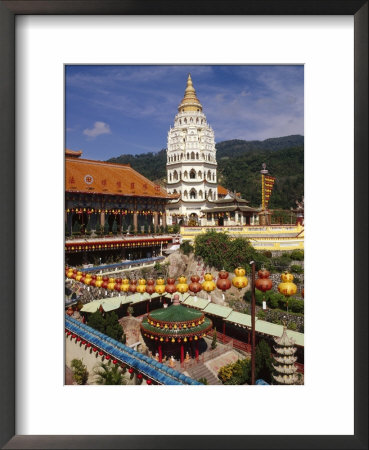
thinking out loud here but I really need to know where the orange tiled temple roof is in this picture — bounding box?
[65,149,82,157]
[66,157,172,198]
[217,185,228,196]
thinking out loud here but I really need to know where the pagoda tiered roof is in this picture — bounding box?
[140,297,212,340]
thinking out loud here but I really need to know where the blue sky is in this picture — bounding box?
[66,65,304,160]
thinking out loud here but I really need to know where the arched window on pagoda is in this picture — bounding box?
[183,190,188,199]
[207,170,211,180]
[198,170,202,179]
[187,153,190,160]
[196,152,199,159]
[173,170,178,181]
[190,169,196,179]
[199,190,203,199]
[190,189,197,200]
[208,189,213,200]
[191,151,195,160]
[184,118,187,124]
[169,173,172,182]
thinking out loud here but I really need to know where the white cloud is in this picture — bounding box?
[83,121,111,138]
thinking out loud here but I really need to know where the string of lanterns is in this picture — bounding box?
[66,208,163,215]
[66,266,303,302]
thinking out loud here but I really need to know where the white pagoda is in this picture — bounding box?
[272,326,299,385]
[165,74,218,225]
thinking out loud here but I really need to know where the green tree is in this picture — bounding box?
[180,241,194,256]
[122,220,127,234]
[255,340,274,384]
[198,377,208,385]
[71,358,88,385]
[86,219,92,235]
[95,223,101,235]
[105,312,124,342]
[144,222,149,234]
[87,310,106,333]
[104,220,110,235]
[93,362,126,385]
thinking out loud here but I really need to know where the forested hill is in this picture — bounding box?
[107,135,304,209]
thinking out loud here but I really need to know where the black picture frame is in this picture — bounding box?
[0,1,367,449]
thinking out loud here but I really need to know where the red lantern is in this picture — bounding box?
[165,278,177,295]
[189,275,202,301]
[114,283,121,292]
[87,343,91,347]
[99,351,104,356]
[116,278,122,284]
[216,270,231,299]
[255,269,273,310]
[105,355,110,360]
[128,368,134,374]
[102,281,109,290]
[129,279,137,293]
[90,279,96,287]
[93,347,97,352]
[146,279,155,296]
[137,373,143,379]
[146,379,152,385]
[113,359,117,364]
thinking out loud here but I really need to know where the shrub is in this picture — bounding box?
[244,289,263,306]
[198,377,208,385]
[291,250,304,261]
[180,241,194,256]
[112,219,118,235]
[291,264,304,274]
[288,297,304,314]
[272,256,291,271]
[72,221,81,236]
[104,220,110,234]
[262,250,272,258]
[257,310,266,320]
[71,359,88,385]
[267,292,284,309]
[255,340,274,384]
[218,358,251,385]
[287,322,297,331]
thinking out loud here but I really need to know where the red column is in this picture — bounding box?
[195,340,199,360]
[180,344,184,364]
[248,330,251,344]
[222,321,226,343]
[158,344,162,363]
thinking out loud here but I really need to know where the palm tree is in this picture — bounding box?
[93,362,127,385]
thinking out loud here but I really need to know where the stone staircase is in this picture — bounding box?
[186,363,221,385]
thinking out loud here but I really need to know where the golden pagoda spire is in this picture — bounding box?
[178,73,202,112]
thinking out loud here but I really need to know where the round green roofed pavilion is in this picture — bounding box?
[140,294,213,363]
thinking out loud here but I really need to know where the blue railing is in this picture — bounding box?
[65,316,200,385]
[80,256,165,273]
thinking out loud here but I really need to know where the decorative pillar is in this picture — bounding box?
[158,344,162,363]
[180,343,184,364]
[100,211,105,227]
[162,212,167,227]
[133,211,138,232]
[195,340,199,361]
[153,211,158,228]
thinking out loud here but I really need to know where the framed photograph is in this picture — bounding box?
[1,1,367,449]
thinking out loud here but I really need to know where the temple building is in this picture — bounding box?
[165,75,218,225]
[65,150,174,265]
[201,191,260,226]
[141,294,213,364]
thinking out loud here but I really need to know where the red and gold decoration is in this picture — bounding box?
[129,279,137,294]
[165,277,177,299]
[255,268,273,310]
[202,273,216,300]
[189,275,202,302]
[120,278,130,294]
[278,271,297,312]
[216,270,231,300]
[232,267,248,290]
[65,237,171,253]
[136,278,147,295]
[140,294,212,364]
[262,174,276,210]
[176,275,189,300]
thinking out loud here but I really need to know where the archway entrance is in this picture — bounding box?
[188,213,199,226]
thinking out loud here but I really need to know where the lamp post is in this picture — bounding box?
[250,260,256,385]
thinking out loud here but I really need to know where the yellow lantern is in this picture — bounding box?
[281,272,295,283]
[107,281,115,290]
[120,281,130,293]
[155,277,166,295]
[278,272,297,297]
[95,279,103,288]
[232,267,248,289]
[176,276,189,294]
[171,338,175,343]
[184,337,187,342]
[75,272,83,282]
[202,273,216,295]
[136,278,147,294]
